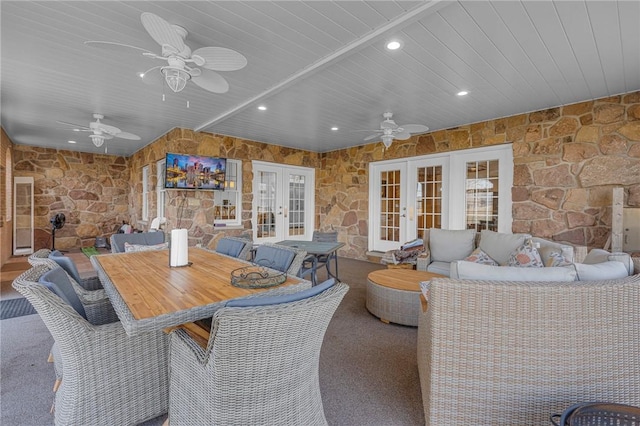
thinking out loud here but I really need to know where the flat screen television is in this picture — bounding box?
[164,153,226,190]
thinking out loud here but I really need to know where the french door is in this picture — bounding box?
[369,145,512,252]
[252,161,315,243]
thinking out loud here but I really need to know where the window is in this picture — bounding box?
[213,159,242,227]
[142,165,149,221]
[156,159,166,219]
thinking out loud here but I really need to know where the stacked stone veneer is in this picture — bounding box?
[12,147,130,250]
[6,90,639,258]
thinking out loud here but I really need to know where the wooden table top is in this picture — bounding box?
[367,269,446,292]
[95,247,302,321]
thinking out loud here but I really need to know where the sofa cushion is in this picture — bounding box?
[429,229,476,262]
[465,248,498,266]
[479,231,531,266]
[507,243,544,268]
[574,261,629,281]
[583,249,633,275]
[450,260,577,281]
[426,261,451,276]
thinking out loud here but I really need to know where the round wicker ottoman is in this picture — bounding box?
[366,269,445,326]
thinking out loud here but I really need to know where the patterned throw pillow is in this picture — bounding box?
[508,241,544,268]
[544,250,572,267]
[124,242,169,252]
[465,248,499,265]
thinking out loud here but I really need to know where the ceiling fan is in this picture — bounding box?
[364,112,430,148]
[57,114,140,151]
[85,12,247,94]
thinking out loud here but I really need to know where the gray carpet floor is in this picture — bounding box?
[0,258,424,425]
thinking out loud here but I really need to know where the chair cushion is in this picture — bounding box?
[254,246,295,273]
[216,238,246,258]
[426,261,451,276]
[479,230,531,266]
[111,232,165,253]
[574,261,629,281]
[226,279,335,307]
[124,242,169,252]
[39,267,87,319]
[429,229,476,262]
[49,251,82,283]
[450,260,577,281]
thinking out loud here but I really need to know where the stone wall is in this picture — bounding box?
[128,128,320,249]
[12,146,130,250]
[318,91,640,258]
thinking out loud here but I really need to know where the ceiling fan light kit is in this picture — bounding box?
[365,112,429,148]
[58,113,140,151]
[162,66,190,93]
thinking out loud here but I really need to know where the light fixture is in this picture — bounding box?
[257,105,267,111]
[89,134,105,147]
[381,135,394,148]
[331,126,339,131]
[67,140,76,144]
[161,66,190,93]
[386,40,402,50]
[457,90,469,96]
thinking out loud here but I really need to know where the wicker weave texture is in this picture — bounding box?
[168,282,349,426]
[12,265,169,426]
[366,279,420,326]
[417,275,640,425]
[28,249,103,291]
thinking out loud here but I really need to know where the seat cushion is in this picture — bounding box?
[111,232,165,253]
[227,279,335,307]
[216,238,247,258]
[574,261,629,281]
[427,261,451,276]
[429,229,476,262]
[254,246,295,273]
[49,251,82,284]
[39,267,87,319]
[450,260,577,281]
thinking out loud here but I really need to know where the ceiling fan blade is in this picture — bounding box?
[57,121,91,131]
[192,47,248,71]
[394,131,412,140]
[113,131,141,140]
[364,133,382,141]
[402,124,430,134]
[93,122,122,136]
[191,69,229,93]
[141,12,186,54]
[84,40,153,55]
[141,66,164,85]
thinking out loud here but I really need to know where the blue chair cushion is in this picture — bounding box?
[49,251,82,284]
[226,278,335,307]
[39,267,87,319]
[216,238,246,258]
[253,246,295,273]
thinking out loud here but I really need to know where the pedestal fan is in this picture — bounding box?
[50,213,66,251]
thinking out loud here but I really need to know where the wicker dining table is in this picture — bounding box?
[91,247,309,336]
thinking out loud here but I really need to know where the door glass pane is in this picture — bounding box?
[466,160,499,232]
[415,165,442,240]
[288,173,306,236]
[257,171,276,238]
[380,170,401,242]
[15,181,32,250]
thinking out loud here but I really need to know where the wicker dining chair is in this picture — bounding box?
[12,265,169,426]
[28,248,102,291]
[167,280,349,426]
[215,236,253,260]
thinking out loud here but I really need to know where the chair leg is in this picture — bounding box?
[53,379,61,392]
[47,352,54,363]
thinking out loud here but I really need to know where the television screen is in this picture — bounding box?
[165,153,226,190]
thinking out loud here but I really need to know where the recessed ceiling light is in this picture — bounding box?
[457,91,469,96]
[331,127,339,131]
[68,140,77,144]
[139,72,145,78]
[386,40,402,51]
[257,105,267,111]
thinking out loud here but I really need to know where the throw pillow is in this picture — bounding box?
[429,228,476,262]
[478,230,531,265]
[464,248,498,265]
[543,250,572,267]
[124,242,169,252]
[507,241,544,267]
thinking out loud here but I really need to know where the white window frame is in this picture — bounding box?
[369,144,513,252]
[214,159,242,227]
[156,159,166,220]
[142,165,149,221]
